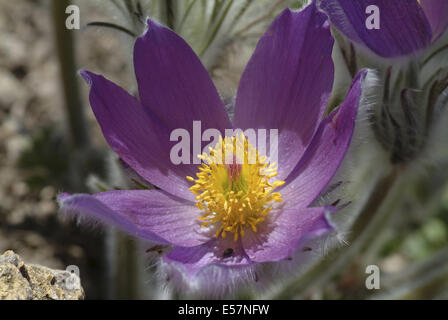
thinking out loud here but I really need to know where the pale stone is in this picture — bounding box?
[0,250,84,300]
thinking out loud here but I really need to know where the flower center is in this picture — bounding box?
[186,134,285,241]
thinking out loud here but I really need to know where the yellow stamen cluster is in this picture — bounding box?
[186,134,285,241]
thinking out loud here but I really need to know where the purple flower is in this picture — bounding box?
[318,0,448,58]
[59,3,365,293]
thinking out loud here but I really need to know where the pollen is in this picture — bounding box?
[186,134,285,241]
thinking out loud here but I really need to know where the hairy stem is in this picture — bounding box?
[270,167,401,299]
[370,247,448,299]
[51,0,90,150]
[199,0,234,57]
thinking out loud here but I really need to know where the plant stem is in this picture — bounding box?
[234,0,285,37]
[270,168,401,299]
[162,0,175,30]
[228,0,253,32]
[177,0,199,31]
[422,43,448,66]
[370,247,448,299]
[85,22,136,37]
[198,0,234,57]
[51,0,90,151]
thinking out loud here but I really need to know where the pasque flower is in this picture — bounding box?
[59,2,365,292]
[318,0,448,58]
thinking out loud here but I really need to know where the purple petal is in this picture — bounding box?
[242,207,332,262]
[234,4,334,180]
[58,190,209,247]
[163,237,252,278]
[420,0,448,41]
[134,19,231,135]
[318,0,432,57]
[280,70,366,207]
[81,71,196,201]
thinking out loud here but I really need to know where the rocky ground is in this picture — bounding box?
[0,250,84,300]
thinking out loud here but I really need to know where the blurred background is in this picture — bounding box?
[1,0,448,300]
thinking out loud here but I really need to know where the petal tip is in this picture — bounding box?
[79,70,94,86]
[355,68,368,82]
[57,192,70,206]
[280,7,293,15]
[145,17,161,29]
[139,18,165,41]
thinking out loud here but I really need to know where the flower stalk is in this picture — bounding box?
[51,0,90,151]
[270,167,402,299]
[371,247,448,299]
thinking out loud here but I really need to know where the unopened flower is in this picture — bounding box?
[318,0,448,58]
[318,0,448,166]
[58,3,366,294]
